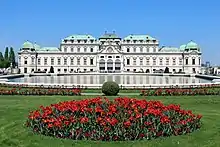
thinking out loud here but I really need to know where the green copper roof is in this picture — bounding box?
[37,47,60,52]
[99,33,120,39]
[179,44,186,50]
[22,41,33,49]
[160,47,184,52]
[124,35,156,40]
[64,34,96,40]
[186,41,199,49]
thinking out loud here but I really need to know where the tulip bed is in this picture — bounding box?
[26,97,202,141]
[140,86,220,96]
[0,87,81,95]
[0,84,81,95]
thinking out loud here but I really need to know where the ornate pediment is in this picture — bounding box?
[99,46,121,54]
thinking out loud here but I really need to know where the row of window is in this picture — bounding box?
[126,58,200,66]
[63,46,157,53]
[63,39,95,44]
[126,47,157,53]
[31,68,94,73]
[62,39,157,44]
[123,40,157,44]
[100,56,120,59]
[24,58,199,66]
[63,47,94,52]
[125,68,197,73]
[28,58,94,66]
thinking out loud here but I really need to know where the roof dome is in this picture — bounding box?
[179,44,186,50]
[22,41,33,49]
[186,41,199,49]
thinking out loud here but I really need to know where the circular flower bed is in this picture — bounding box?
[26,97,202,141]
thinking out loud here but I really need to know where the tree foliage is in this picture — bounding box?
[0,52,3,61]
[9,47,16,67]
[4,47,9,60]
[0,47,16,68]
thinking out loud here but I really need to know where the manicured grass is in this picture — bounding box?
[0,95,220,147]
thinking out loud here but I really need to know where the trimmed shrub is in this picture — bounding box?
[102,81,119,96]
[26,97,202,141]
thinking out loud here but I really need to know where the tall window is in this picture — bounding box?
[172,58,176,65]
[146,47,149,52]
[133,59,136,65]
[133,48,136,52]
[18,57,21,66]
[153,58,156,65]
[140,47,143,52]
[44,58,48,65]
[51,58,54,65]
[140,58,143,65]
[179,58,182,65]
[159,58,163,65]
[57,58,61,65]
[166,58,169,65]
[192,58,195,65]
[146,58,150,65]
[186,58,188,65]
[153,47,156,52]
[64,58,67,65]
[71,58,74,65]
[84,58,87,65]
[64,47,67,52]
[127,48,130,52]
[77,58,80,65]
[31,58,35,65]
[127,58,130,65]
[199,58,201,65]
[24,60,27,65]
[71,47,74,52]
[77,47,80,52]
[90,48,93,52]
[38,58,41,65]
[90,58,94,65]
[84,47,87,52]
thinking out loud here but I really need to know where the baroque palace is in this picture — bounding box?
[18,32,202,74]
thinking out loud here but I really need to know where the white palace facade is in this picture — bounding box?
[18,32,202,74]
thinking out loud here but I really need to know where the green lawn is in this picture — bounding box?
[1,95,220,147]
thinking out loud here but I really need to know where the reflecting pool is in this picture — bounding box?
[9,75,211,85]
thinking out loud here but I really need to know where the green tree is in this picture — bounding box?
[0,52,3,61]
[0,52,4,68]
[4,47,9,60]
[9,47,16,67]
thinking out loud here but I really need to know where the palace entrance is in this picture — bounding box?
[107,59,113,71]
[99,59,121,72]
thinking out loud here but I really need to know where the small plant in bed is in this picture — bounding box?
[26,97,202,141]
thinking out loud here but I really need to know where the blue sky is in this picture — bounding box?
[0,0,220,65]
